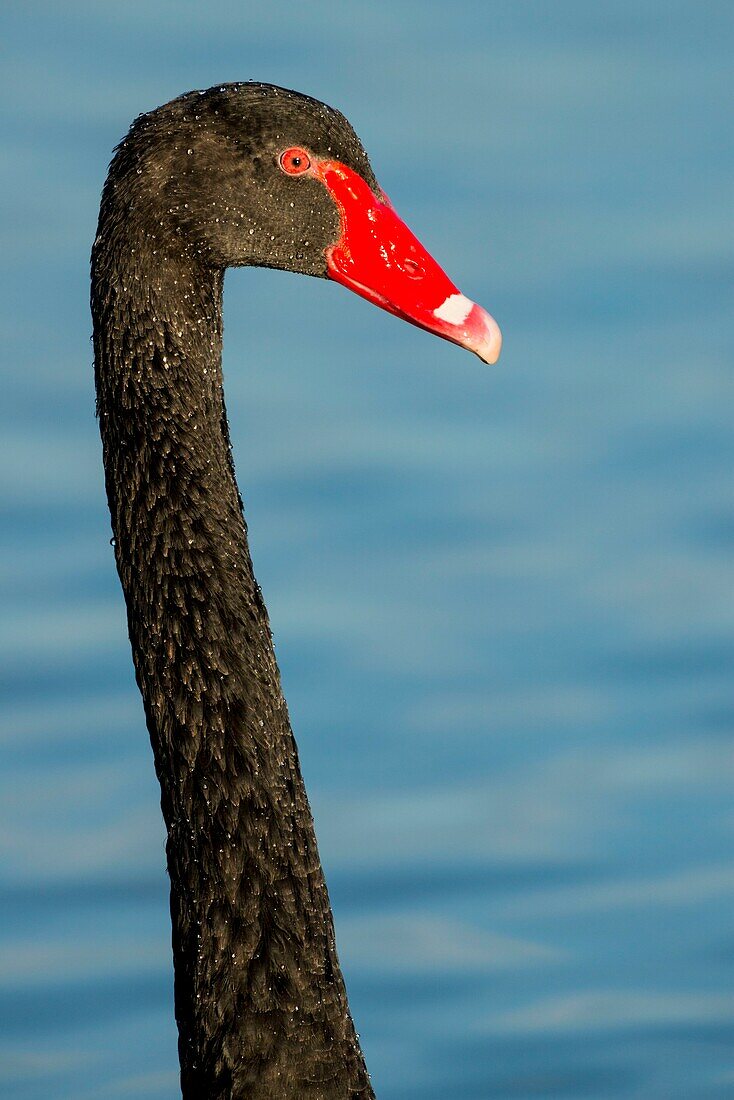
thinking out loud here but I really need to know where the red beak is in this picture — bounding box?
[315,159,502,364]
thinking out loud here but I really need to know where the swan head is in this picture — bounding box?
[100,82,501,364]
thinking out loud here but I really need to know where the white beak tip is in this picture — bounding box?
[469,309,503,365]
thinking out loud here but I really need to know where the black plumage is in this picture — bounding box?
[91,84,377,1099]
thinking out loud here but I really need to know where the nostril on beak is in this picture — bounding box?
[401,258,423,279]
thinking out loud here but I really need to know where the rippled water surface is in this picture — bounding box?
[2,3,733,1097]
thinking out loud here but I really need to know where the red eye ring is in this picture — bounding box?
[279,147,311,176]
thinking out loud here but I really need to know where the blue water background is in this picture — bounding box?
[1,2,733,1096]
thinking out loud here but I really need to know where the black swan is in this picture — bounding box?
[91,82,501,1100]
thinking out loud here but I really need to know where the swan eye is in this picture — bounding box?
[279,147,311,176]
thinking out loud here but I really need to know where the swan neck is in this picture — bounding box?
[91,236,373,1098]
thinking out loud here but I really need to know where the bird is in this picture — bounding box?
[91,82,501,1100]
